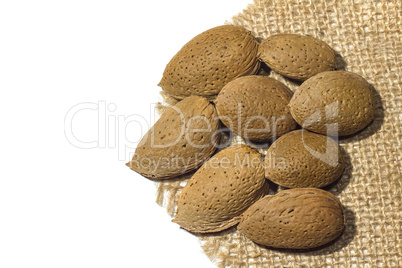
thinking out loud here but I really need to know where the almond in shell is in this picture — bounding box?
[126,96,220,179]
[289,71,375,136]
[215,75,297,142]
[159,25,260,100]
[258,34,337,80]
[173,145,268,233]
[265,130,345,188]
[238,188,345,249]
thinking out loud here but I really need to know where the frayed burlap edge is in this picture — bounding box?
[154,0,402,267]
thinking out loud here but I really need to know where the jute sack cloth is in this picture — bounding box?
[155,0,402,266]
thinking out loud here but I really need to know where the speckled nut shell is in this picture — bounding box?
[214,75,297,142]
[173,145,268,233]
[265,130,345,188]
[159,25,260,100]
[126,96,220,179]
[238,188,345,249]
[289,71,375,136]
[258,34,337,80]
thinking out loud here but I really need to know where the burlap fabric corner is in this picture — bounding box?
[154,0,402,267]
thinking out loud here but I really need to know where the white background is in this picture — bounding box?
[0,0,253,267]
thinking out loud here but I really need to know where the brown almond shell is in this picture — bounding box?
[265,130,345,188]
[159,25,260,100]
[215,75,297,142]
[258,34,337,80]
[126,96,220,179]
[238,188,345,249]
[289,71,375,136]
[173,145,268,233]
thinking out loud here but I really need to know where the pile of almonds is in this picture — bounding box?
[127,25,375,250]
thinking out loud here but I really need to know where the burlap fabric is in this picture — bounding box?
[155,0,402,266]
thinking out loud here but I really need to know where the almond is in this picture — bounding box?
[258,34,337,80]
[289,71,375,136]
[126,96,220,179]
[238,188,345,249]
[265,130,345,188]
[214,75,297,142]
[159,25,260,100]
[173,145,268,233]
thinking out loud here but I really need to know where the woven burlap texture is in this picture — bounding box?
[154,0,402,267]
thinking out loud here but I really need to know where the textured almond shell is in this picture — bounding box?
[173,145,268,233]
[289,71,375,136]
[265,130,345,188]
[258,34,337,80]
[159,25,260,100]
[238,188,345,249]
[126,96,220,179]
[215,75,297,142]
